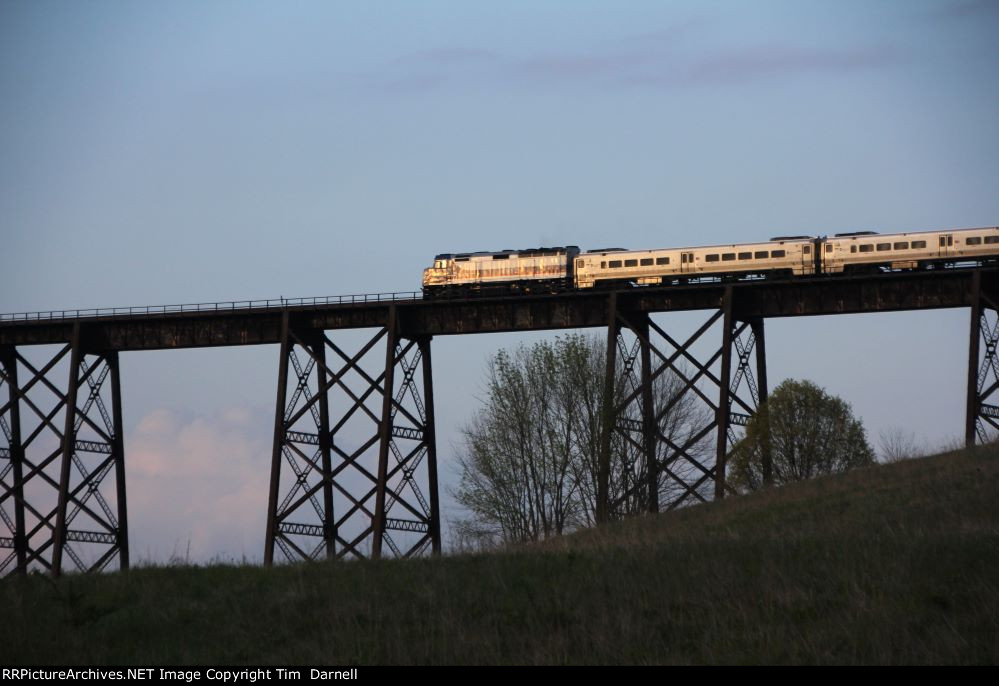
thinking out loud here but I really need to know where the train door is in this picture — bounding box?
[938,234,953,258]
[680,252,695,273]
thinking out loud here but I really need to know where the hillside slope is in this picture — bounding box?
[3,445,998,665]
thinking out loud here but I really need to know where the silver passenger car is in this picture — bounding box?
[823,227,999,273]
[575,238,816,288]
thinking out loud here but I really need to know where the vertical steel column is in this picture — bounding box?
[314,335,335,560]
[967,271,982,448]
[419,337,442,555]
[51,323,82,576]
[264,312,291,566]
[751,318,772,484]
[108,351,129,570]
[715,288,734,500]
[1,346,27,574]
[638,316,658,513]
[372,305,398,559]
[597,292,618,524]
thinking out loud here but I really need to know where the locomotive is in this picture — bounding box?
[422,226,998,297]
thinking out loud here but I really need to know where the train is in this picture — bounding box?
[421,226,999,296]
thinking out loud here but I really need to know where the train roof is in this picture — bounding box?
[435,246,579,260]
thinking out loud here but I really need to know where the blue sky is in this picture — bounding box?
[2,1,998,562]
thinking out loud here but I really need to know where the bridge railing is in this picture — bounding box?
[0,291,424,323]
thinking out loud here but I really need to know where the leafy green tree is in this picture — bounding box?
[729,379,875,491]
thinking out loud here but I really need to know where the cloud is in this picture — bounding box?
[405,47,502,66]
[363,31,896,94]
[680,43,897,85]
[928,0,999,21]
[126,406,271,564]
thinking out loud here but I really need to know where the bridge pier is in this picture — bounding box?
[264,309,440,564]
[967,271,999,447]
[1,330,128,577]
[597,288,768,521]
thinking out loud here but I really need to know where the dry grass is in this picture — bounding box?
[2,445,998,665]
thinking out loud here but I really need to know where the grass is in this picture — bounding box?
[3,444,998,665]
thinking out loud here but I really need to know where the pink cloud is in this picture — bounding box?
[125,406,271,563]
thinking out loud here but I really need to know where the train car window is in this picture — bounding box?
[967,237,982,245]
[893,242,909,250]
[803,245,811,254]
[825,244,833,252]
[850,245,857,253]
[600,261,606,268]
[492,254,509,260]
[576,259,585,268]
[625,259,638,267]
[911,240,927,249]
[656,257,669,265]
[771,250,786,258]
[754,251,769,259]
[722,253,735,261]
[738,252,752,260]
[609,260,622,268]
[705,254,719,262]
[640,258,653,266]
[985,236,999,244]
[681,253,687,263]
[877,243,891,251]
[859,244,873,253]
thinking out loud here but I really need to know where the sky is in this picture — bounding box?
[2,0,998,564]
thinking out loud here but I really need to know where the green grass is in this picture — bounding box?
[3,445,998,665]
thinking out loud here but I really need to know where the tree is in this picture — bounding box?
[729,379,875,491]
[452,333,711,547]
[452,338,583,546]
[877,427,922,464]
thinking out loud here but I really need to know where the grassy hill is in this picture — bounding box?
[3,445,998,665]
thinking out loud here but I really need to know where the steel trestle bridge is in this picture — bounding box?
[1,266,997,575]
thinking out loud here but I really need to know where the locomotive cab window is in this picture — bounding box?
[803,245,811,254]
[825,244,833,252]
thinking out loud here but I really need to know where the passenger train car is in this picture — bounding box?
[421,226,998,296]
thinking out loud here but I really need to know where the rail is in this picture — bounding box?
[2,261,991,325]
[0,291,424,323]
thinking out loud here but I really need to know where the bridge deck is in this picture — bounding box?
[1,267,992,350]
